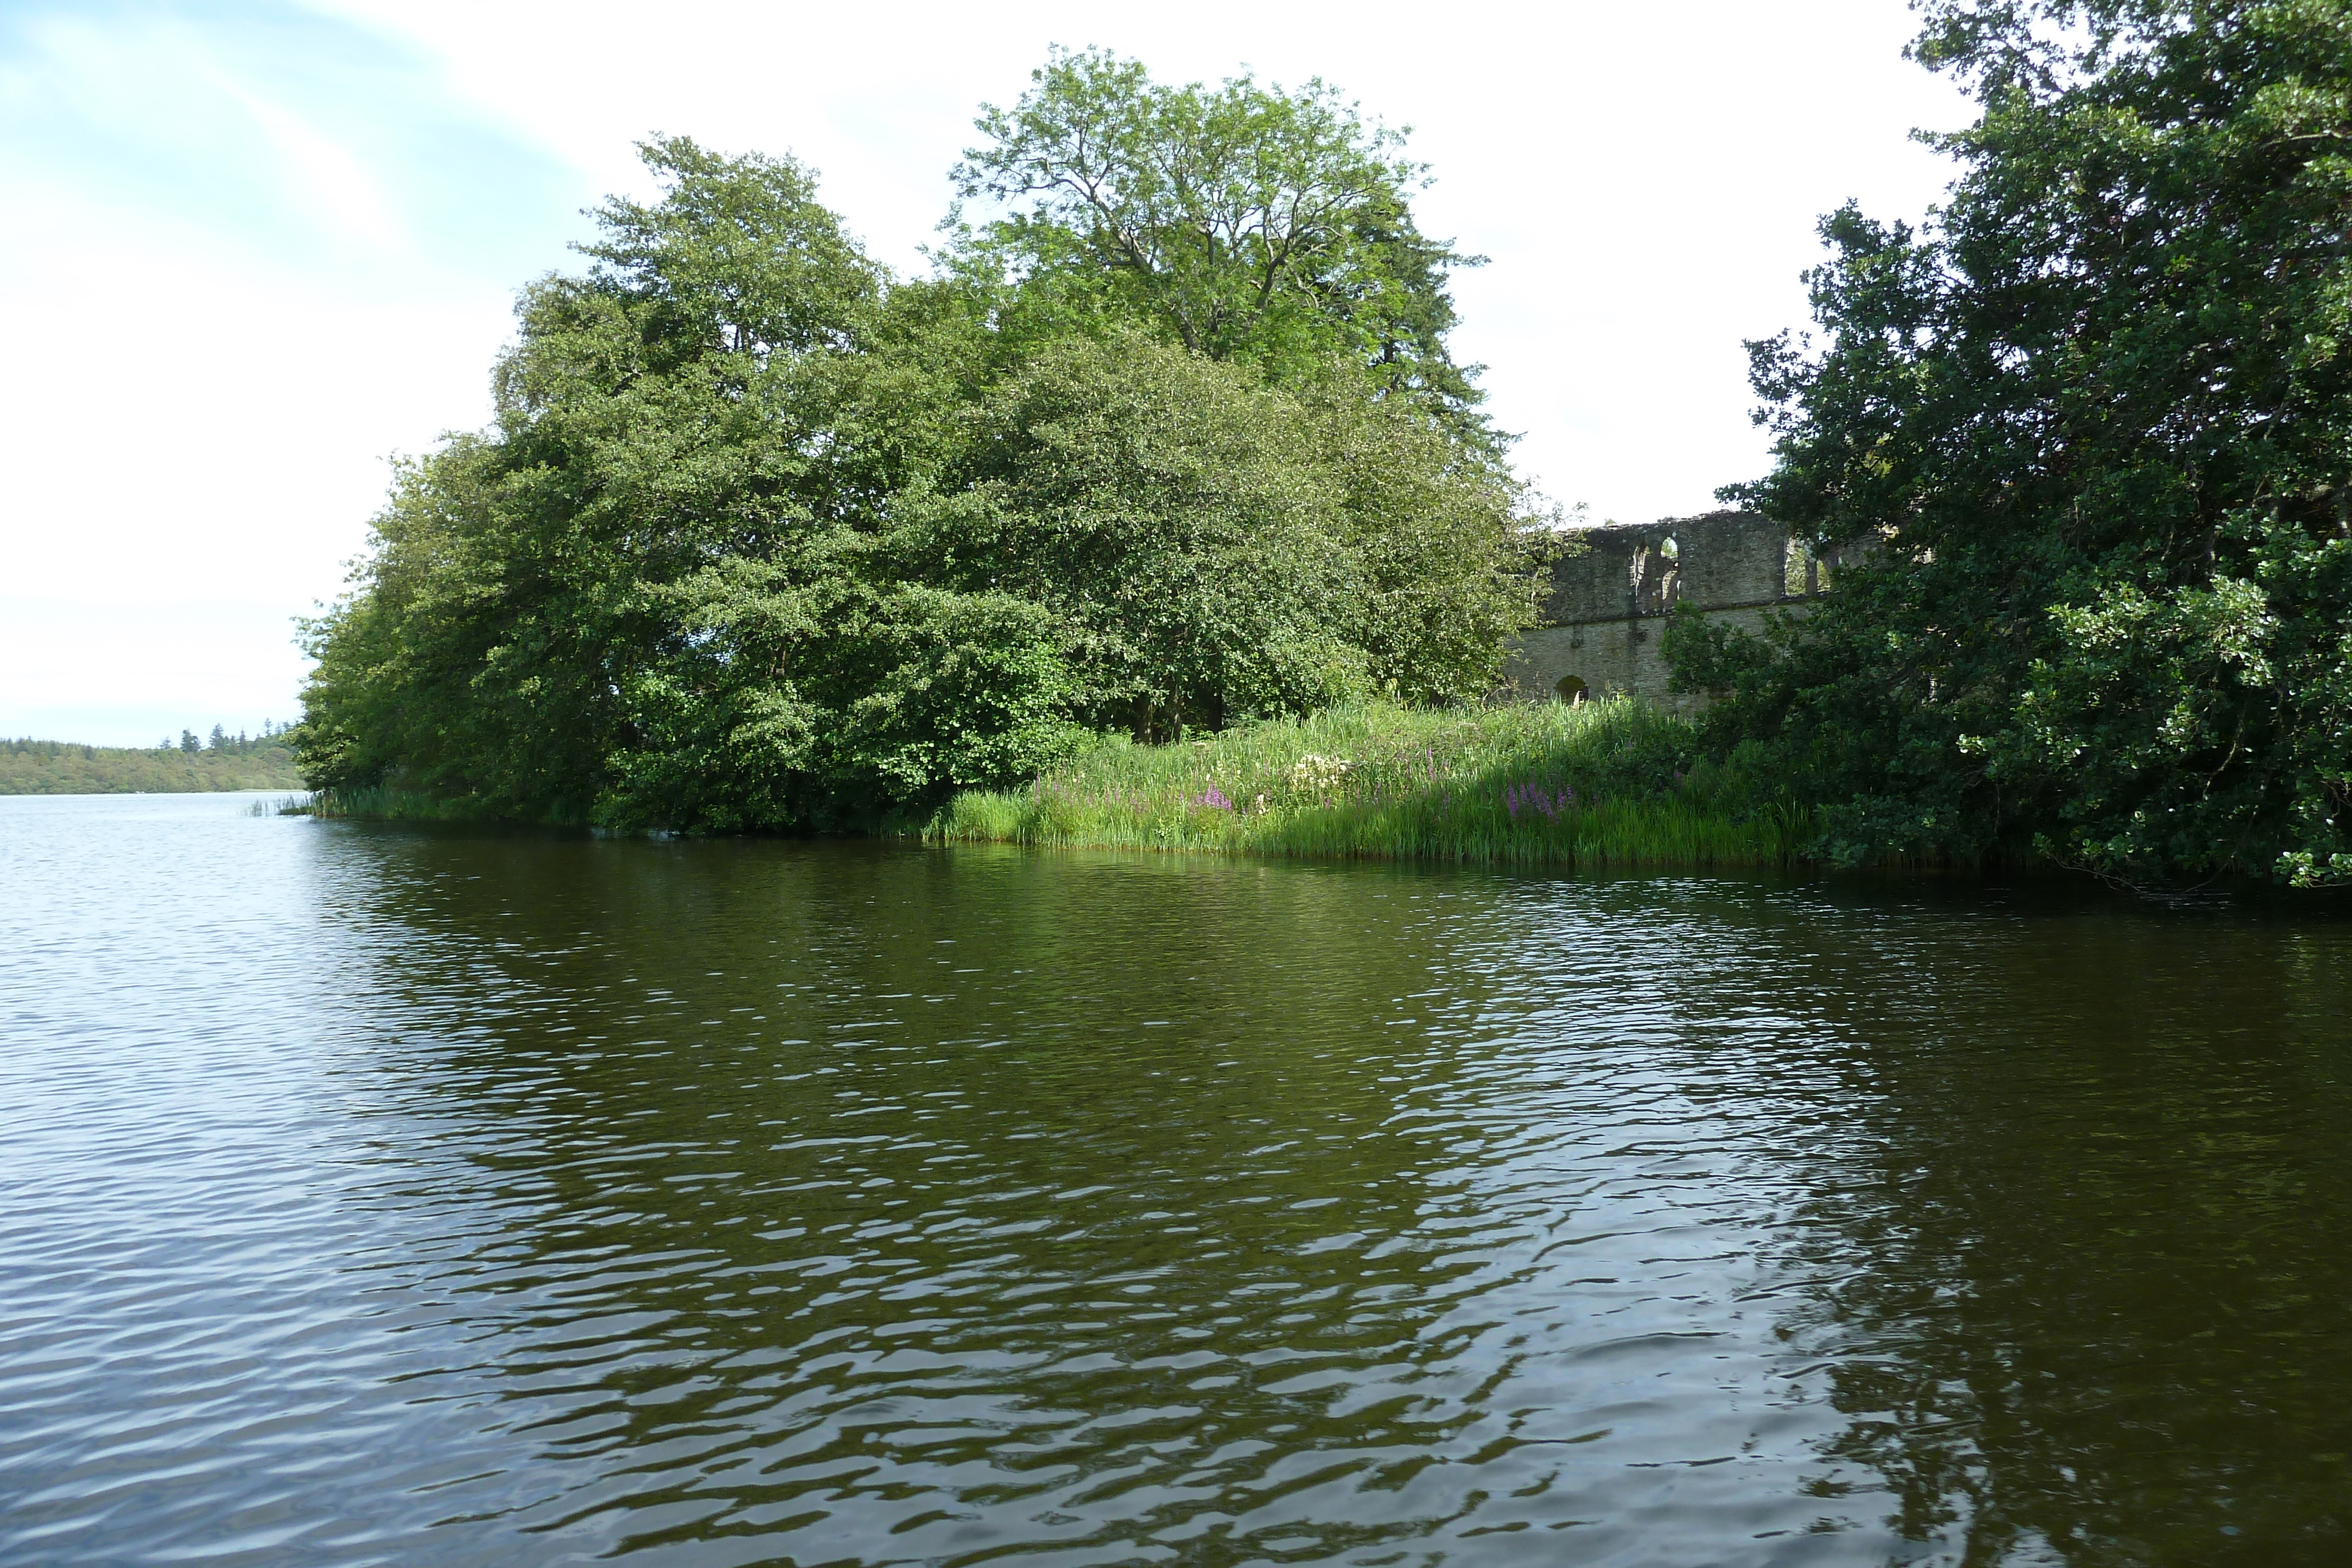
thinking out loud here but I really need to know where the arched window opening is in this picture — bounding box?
[1785,536,1829,596]
[1555,674,1588,705]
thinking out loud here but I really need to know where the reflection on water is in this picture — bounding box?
[2,793,2349,1566]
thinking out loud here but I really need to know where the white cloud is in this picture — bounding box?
[214,75,409,251]
[0,178,513,741]
[0,2,562,744]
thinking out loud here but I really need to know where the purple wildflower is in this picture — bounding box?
[1198,784,1234,811]
[1504,781,1575,823]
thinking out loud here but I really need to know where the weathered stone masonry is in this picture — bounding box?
[1504,510,1828,713]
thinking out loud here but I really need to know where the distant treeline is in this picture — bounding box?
[2,725,306,795]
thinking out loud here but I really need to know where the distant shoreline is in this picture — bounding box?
[1,738,304,797]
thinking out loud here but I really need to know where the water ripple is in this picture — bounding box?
[5,797,2352,1564]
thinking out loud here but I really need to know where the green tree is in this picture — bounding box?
[908,332,1534,731]
[951,47,1491,443]
[300,119,1541,834]
[300,138,887,823]
[1675,0,2352,886]
[597,329,1536,831]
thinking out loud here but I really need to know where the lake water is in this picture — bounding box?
[5,793,2351,1566]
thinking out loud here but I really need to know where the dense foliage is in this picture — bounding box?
[1673,0,2352,886]
[299,65,1541,831]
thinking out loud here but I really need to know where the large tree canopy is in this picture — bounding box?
[950,48,1491,443]
[298,114,1539,832]
[1673,0,2352,887]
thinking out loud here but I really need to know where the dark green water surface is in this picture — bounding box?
[5,794,2351,1567]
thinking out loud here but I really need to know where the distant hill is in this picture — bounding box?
[1,734,306,795]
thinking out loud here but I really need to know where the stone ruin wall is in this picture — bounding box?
[1503,510,1831,713]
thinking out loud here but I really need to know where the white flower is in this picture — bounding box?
[1287,754,1355,791]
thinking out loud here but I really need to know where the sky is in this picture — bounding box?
[0,0,1976,747]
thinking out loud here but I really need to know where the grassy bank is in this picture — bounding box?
[1,738,304,795]
[934,700,1807,868]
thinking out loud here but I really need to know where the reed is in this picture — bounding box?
[933,699,1808,868]
[307,783,477,821]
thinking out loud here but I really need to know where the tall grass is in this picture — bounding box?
[306,783,480,822]
[933,699,1808,868]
